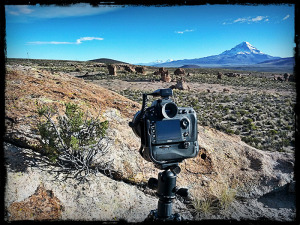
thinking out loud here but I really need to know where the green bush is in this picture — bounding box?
[37,102,109,182]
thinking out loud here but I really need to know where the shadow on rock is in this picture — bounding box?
[4,142,55,173]
[258,183,296,209]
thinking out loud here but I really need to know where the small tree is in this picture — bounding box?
[36,102,110,183]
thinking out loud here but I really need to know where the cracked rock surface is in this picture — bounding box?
[4,142,192,222]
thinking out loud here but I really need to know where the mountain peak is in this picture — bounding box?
[221,41,264,56]
[149,41,281,68]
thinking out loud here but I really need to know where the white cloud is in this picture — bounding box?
[27,37,104,45]
[251,16,265,22]
[234,18,247,23]
[6,5,34,15]
[226,16,269,25]
[76,37,104,44]
[6,4,122,20]
[283,14,290,20]
[175,29,194,34]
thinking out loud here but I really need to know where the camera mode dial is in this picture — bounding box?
[181,118,189,129]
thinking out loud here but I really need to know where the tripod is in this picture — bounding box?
[145,165,188,221]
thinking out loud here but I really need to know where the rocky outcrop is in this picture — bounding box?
[116,64,136,73]
[277,76,284,82]
[169,77,190,90]
[124,65,135,73]
[135,66,146,74]
[217,72,223,79]
[161,73,171,82]
[4,142,192,222]
[7,184,63,221]
[174,68,185,76]
[288,74,295,82]
[107,64,117,75]
[273,74,294,82]
[157,68,171,82]
[4,67,139,149]
[283,73,290,81]
[153,70,160,75]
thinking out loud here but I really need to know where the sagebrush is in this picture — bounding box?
[37,102,111,182]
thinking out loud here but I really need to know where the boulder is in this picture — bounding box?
[160,71,171,82]
[158,68,171,82]
[135,66,146,74]
[159,67,165,73]
[107,64,117,75]
[288,74,295,82]
[217,72,223,79]
[116,64,136,73]
[277,77,284,82]
[154,68,171,81]
[124,65,135,73]
[174,68,185,76]
[153,71,160,75]
[283,73,290,81]
[169,77,190,90]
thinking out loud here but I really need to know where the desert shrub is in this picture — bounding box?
[112,80,295,153]
[219,186,237,210]
[234,130,240,135]
[256,122,262,127]
[249,123,257,130]
[243,118,253,125]
[36,102,110,183]
[269,129,278,135]
[192,198,216,217]
[226,129,235,134]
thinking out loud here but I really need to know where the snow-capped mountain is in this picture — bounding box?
[220,41,264,56]
[136,59,174,66]
[152,41,281,67]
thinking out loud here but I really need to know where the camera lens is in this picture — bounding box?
[162,102,178,119]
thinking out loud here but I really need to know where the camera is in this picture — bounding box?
[129,88,199,169]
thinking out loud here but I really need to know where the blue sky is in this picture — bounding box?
[5,4,295,64]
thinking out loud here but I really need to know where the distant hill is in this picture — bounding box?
[89,58,129,64]
[226,57,294,73]
[180,65,202,68]
[256,57,294,67]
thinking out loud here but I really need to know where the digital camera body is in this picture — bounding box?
[130,89,199,169]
